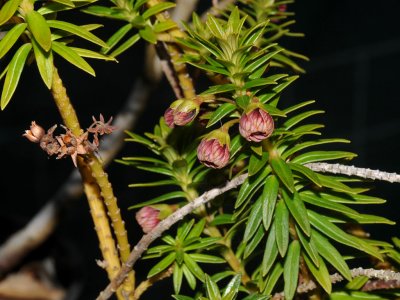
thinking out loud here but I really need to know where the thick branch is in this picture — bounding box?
[96,173,248,300]
[305,163,400,183]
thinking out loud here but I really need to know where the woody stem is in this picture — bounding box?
[50,67,135,298]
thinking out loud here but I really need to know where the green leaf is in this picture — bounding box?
[201,84,236,95]
[261,175,279,231]
[284,240,300,300]
[52,0,74,7]
[26,11,52,52]
[148,253,176,278]
[262,223,278,276]
[304,253,332,293]
[296,226,320,267]
[301,190,386,205]
[32,36,53,89]
[270,156,295,193]
[248,152,269,176]
[205,274,221,300]
[312,230,352,281]
[283,100,315,114]
[263,262,283,295]
[206,15,225,39]
[110,33,140,57]
[346,276,369,290]
[102,23,132,54]
[207,103,237,128]
[81,5,127,20]
[261,103,287,117]
[282,190,311,236]
[177,219,194,242]
[183,253,204,281]
[187,218,206,239]
[139,25,157,44]
[70,47,116,61]
[129,191,186,209]
[316,174,364,195]
[142,2,175,19]
[189,254,225,264]
[188,62,230,76]
[275,200,289,257]
[222,274,241,300]
[308,210,383,260]
[235,167,270,208]
[0,23,27,60]
[182,264,197,290]
[154,20,177,33]
[244,196,263,242]
[1,43,31,110]
[52,41,95,76]
[209,214,235,226]
[173,263,183,294]
[244,225,264,258]
[291,151,357,165]
[283,110,324,130]
[329,291,390,300]
[0,0,22,26]
[289,163,321,187]
[47,20,108,48]
[244,50,282,73]
[282,138,350,160]
[243,78,277,89]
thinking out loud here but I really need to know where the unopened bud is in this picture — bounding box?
[197,129,230,169]
[164,99,200,128]
[239,107,274,142]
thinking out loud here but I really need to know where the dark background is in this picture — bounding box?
[0,0,399,298]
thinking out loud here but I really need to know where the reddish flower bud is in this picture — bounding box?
[23,121,45,143]
[239,107,274,142]
[135,206,161,233]
[197,130,230,169]
[164,99,200,128]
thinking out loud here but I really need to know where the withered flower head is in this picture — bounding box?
[23,121,45,143]
[88,114,117,135]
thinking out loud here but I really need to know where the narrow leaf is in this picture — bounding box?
[70,47,116,61]
[248,152,269,176]
[304,253,332,293]
[47,20,108,48]
[142,2,175,19]
[52,41,95,76]
[26,11,52,51]
[0,23,27,60]
[282,190,311,236]
[32,36,53,89]
[128,191,186,209]
[284,240,300,300]
[244,196,263,242]
[101,23,132,54]
[205,274,221,300]
[270,156,295,192]
[110,33,140,57]
[262,223,278,276]
[147,252,176,278]
[261,175,279,231]
[173,263,183,294]
[0,0,22,26]
[296,226,320,267]
[291,150,357,165]
[1,43,31,110]
[275,200,289,257]
[207,103,236,128]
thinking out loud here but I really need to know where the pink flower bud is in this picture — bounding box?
[239,108,274,142]
[23,121,45,143]
[164,99,200,128]
[197,130,230,169]
[135,206,161,233]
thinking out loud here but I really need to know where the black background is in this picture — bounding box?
[0,0,399,299]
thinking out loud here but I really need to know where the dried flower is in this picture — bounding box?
[164,99,200,128]
[39,125,60,156]
[197,129,230,169]
[23,121,45,143]
[88,114,117,135]
[239,107,274,142]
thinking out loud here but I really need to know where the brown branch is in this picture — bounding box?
[133,266,174,299]
[305,163,400,183]
[96,173,248,300]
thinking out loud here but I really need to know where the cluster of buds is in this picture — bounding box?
[135,204,178,233]
[195,103,274,169]
[23,114,116,167]
[164,98,202,128]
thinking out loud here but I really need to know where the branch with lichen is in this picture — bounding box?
[50,67,134,298]
[96,173,248,300]
[305,163,400,183]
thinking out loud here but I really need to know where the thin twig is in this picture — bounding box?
[305,163,400,183]
[96,173,248,300]
[133,266,174,299]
